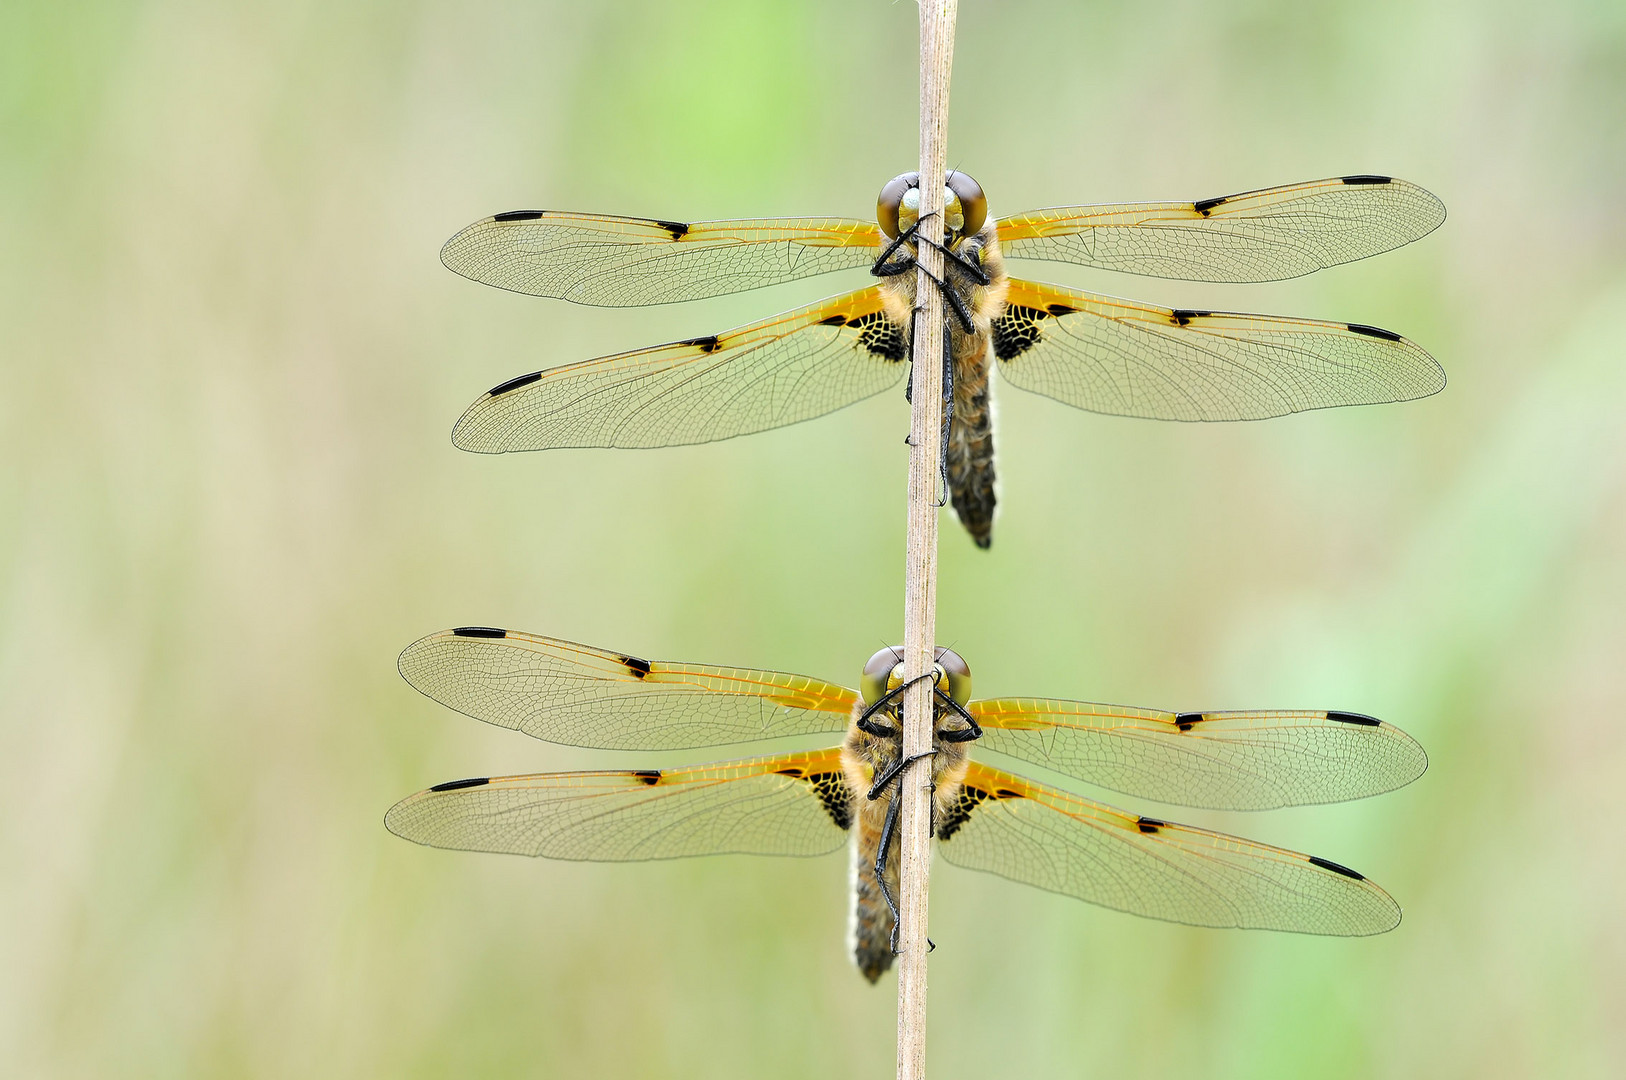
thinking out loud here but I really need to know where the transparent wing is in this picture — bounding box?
[453,286,909,452]
[996,175,1444,283]
[399,627,856,750]
[991,279,1444,421]
[441,212,882,306]
[385,749,853,860]
[936,764,1400,935]
[971,700,1427,810]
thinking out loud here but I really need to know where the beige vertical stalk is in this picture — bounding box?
[897,3,957,1078]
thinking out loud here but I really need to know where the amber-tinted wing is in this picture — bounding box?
[936,764,1399,935]
[971,700,1426,810]
[990,279,1443,421]
[385,749,853,860]
[453,286,908,452]
[441,212,882,306]
[399,627,856,750]
[997,176,1444,283]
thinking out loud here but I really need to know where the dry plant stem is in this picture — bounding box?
[897,2,956,1079]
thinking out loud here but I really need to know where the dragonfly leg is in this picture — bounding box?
[912,263,976,335]
[854,669,935,739]
[937,326,953,507]
[933,687,983,742]
[870,213,937,278]
[867,748,936,802]
[916,232,991,287]
[874,760,940,957]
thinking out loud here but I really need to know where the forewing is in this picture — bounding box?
[936,764,1400,935]
[997,176,1444,283]
[385,749,854,860]
[441,212,882,305]
[398,627,857,750]
[971,700,1427,810]
[991,279,1444,421]
[453,286,909,452]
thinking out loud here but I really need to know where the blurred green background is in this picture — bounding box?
[4,1,1624,1076]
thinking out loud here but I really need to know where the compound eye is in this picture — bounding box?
[945,172,987,237]
[876,172,920,240]
[861,646,906,705]
[932,646,973,706]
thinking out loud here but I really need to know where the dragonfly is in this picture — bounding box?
[441,171,1445,547]
[386,626,1427,982]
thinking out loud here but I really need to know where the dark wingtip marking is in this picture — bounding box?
[1045,303,1077,317]
[1137,816,1166,834]
[654,219,689,240]
[632,770,661,786]
[1174,711,1203,731]
[678,334,723,353]
[451,626,507,639]
[1192,195,1226,215]
[1171,308,1211,326]
[1347,322,1403,342]
[1341,174,1392,186]
[1327,710,1381,727]
[620,654,652,679]
[493,210,545,222]
[819,314,848,326]
[488,371,543,396]
[430,777,490,792]
[1309,855,1365,880]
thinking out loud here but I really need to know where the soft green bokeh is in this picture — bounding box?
[4,1,1624,1077]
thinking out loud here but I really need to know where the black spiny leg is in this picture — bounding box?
[869,768,938,956]
[936,325,953,507]
[870,213,935,279]
[917,232,991,288]
[932,687,983,742]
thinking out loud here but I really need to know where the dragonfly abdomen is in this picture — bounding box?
[849,795,899,983]
[947,334,998,548]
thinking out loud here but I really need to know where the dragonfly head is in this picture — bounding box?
[877,170,987,248]
[860,645,973,711]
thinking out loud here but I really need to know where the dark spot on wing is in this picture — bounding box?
[774,767,805,778]
[679,334,723,353]
[1137,816,1165,834]
[820,314,848,326]
[991,306,1048,361]
[620,654,652,679]
[805,771,854,830]
[430,777,490,792]
[1327,711,1381,727]
[847,311,907,362]
[936,784,993,841]
[493,210,545,222]
[1045,303,1077,317]
[994,788,1023,800]
[1309,855,1365,880]
[1175,711,1202,732]
[488,371,543,396]
[1347,323,1403,342]
[1341,175,1392,186]
[655,219,689,240]
[1171,309,1211,326]
[451,626,507,639]
[632,770,662,786]
[1192,195,1226,215]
